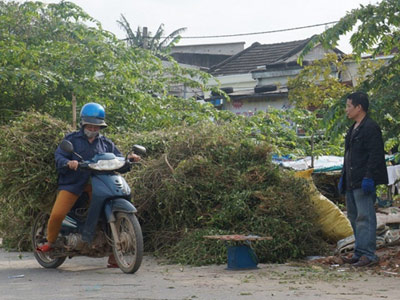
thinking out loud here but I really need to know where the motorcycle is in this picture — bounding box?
[32,140,146,274]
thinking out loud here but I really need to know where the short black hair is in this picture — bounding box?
[347,91,369,112]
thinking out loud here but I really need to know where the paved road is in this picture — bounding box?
[1,249,400,300]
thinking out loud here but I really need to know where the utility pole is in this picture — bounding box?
[143,26,148,49]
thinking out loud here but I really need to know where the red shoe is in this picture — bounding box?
[107,254,119,268]
[36,243,52,252]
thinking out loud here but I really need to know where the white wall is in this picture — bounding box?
[171,42,244,56]
[253,69,302,86]
[205,73,257,99]
[224,97,290,117]
[342,55,393,86]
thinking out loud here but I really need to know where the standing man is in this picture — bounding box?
[339,92,388,267]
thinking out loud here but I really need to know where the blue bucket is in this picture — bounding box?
[227,245,258,270]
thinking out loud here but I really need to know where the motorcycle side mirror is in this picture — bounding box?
[60,140,74,153]
[132,145,146,156]
[60,140,83,160]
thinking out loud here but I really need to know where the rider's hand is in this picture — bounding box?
[67,160,79,170]
[128,154,141,162]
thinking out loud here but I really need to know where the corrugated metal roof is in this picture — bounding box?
[209,37,314,76]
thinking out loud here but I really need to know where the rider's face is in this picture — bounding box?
[85,124,101,132]
[84,124,101,139]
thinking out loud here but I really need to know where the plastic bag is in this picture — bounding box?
[295,169,353,242]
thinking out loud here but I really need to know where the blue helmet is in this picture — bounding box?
[80,102,107,128]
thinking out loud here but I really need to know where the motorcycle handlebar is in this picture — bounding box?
[64,159,137,173]
[62,161,88,170]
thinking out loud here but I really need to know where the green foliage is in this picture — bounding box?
[289,54,352,109]
[287,54,352,157]
[0,0,123,121]
[159,229,228,265]
[0,0,341,156]
[114,107,319,159]
[129,122,328,264]
[297,0,400,149]
[299,0,400,62]
[118,14,186,56]
[361,55,400,150]
[0,1,216,132]
[0,0,344,258]
[243,110,301,156]
[0,111,70,249]
[0,112,328,263]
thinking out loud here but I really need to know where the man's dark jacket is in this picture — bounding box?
[341,115,388,191]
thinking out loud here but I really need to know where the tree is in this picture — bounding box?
[118,14,186,56]
[289,54,352,109]
[0,1,140,124]
[0,1,219,131]
[297,0,400,150]
[299,0,400,60]
[287,54,353,161]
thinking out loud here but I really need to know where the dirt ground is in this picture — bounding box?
[1,247,400,300]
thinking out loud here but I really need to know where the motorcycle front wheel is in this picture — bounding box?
[112,212,143,274]
[31,213,66,268]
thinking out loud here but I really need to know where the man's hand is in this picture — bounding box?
[128,154,141,162]
[362,178,375,194]
[67,160,79,171]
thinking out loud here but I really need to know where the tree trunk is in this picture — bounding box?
[72,93,77,129]
[310,133,314,168]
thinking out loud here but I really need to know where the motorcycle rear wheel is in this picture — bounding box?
[31,213,67,268]
[112,212,143,274]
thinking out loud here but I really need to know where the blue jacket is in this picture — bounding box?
[55,129,122,195]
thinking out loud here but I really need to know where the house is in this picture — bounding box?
[170,42,244,69]
[206,36,343,116]
[341,54,395,87]
[167,42,244,99]
[162,60,203,99]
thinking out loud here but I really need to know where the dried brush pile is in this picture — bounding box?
[126,123,329,265]
[0,111,70,249]
[0,112,328,264]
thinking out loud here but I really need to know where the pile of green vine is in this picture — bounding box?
[0,112,328,264]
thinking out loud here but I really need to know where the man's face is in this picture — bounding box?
[84,124,101,139]
[85,124,101,132]
[345,99,362,120]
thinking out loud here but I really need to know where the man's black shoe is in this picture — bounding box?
[341,255,359,264]
[351,255,378,268]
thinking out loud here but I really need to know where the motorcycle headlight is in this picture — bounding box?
[88,158,126,171]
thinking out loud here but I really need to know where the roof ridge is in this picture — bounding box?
[209,42,261,73]
[268,35,317,64]
[258,36,313,47]
[209,35,333,76]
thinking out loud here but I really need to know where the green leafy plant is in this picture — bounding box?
[0,112,329,264]
[128,122,329,264]
[118,14,186,56]
[0,1,219,132]
[297,0,400,150]
[0,111,70,249]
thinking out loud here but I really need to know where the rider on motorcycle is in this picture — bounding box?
[36,102,140,267]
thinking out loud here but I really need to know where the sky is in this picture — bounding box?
[38,0,380,53]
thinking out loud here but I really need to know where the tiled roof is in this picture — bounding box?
[209,37,315,76]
